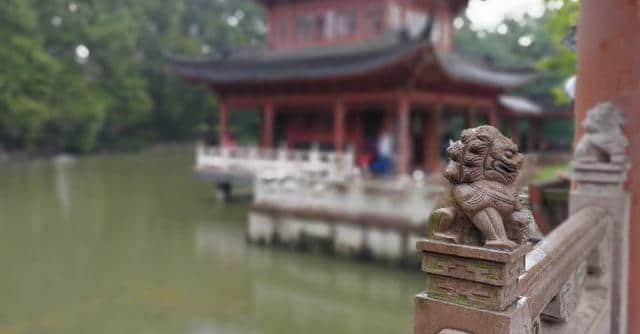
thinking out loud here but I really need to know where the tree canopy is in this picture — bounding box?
[455,0,578,109]
[0,0,264,153]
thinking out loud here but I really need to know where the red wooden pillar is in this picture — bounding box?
[511,119,522,146]
[464,107,477,129]
[333,99,346,152]
[218,99,229,145]
[383,107,394,133]
[488,107,500,128]
[575,1,640,333]
[528,119,541,153]
[396,97,412,175]
[433,3,454,52]
[261,101,275,148]
[423,105,442,174]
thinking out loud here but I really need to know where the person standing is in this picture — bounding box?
[372,131,394,175]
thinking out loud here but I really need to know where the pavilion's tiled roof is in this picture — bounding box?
[499,95,572,119]
[499,95,543,115]
[166,32,539,90]
[439,54,539,90]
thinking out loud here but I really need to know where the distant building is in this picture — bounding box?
[168,0,555,175]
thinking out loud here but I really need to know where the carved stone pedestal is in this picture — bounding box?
[416,239,534,334]
[418,239,529,311]
[414,126,535,334]
[415,293,536,334]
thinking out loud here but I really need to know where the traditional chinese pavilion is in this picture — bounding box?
[167,0,546,175]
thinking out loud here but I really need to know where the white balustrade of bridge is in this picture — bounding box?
[195,144,356,181]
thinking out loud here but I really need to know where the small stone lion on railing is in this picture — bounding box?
[430,125,529,251]
[575,102,628,165]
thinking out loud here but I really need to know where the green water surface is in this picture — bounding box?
[0,148,422,334]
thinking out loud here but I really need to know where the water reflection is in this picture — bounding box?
[54,155,74,222]
[0,149,421,333]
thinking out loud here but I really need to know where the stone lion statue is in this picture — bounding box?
[575,102,628,164]
[431,126,529,251]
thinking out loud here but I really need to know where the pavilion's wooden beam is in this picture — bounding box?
[225,92,396,108]
[224,91,497,110]
[408,91,495,110]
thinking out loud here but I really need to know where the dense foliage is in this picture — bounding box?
[455,1,578,109]
[455,0,579,147]
[0,0,263,153]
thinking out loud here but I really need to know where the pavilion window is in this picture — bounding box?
[296,14,325,42]
[405,9,428,37]
[366,6,385,35]
[387,3,402,29]
[334,9,357,38]
[274,20,288,46]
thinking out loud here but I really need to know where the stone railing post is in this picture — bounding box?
[568,102,630,334]
[195,142,205,167]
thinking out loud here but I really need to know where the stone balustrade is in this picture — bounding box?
[195,144,355,181]
[249,174,444,262]
[416,205,613,334]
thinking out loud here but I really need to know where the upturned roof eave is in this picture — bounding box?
[165,37,539,90]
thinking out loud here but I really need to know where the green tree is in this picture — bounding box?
[140,0,264,143]
[0,0,265,153]
[538,0,579,105]
[454,15,561,109]
[453,4,577,144]
[0,0,106,152]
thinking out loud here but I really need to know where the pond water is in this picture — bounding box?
[0,148,423,334]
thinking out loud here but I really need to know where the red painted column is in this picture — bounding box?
[397,97,412,175]
[383,106,394,133]
[261,101,275,148]
[423,105,442,174]
[575,1,640,333]
[434,4,454,52]
[511,119,521,146]
[528,119,541,153]
[218,99,229,145]
[488,107,500,128]
[464,107,477,129]
[333,99,346,152]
